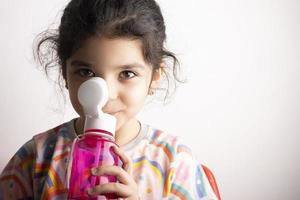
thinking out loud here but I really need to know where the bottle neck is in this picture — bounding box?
[84,128,115,141]
[84,115,116,136]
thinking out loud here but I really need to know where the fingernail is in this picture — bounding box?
[91,168,97,175]
[87,188,95,195]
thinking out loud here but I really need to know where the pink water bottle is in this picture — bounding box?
[67,77,122,200]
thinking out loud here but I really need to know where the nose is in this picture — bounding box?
[104,78,118,101]
[101,78,118,113]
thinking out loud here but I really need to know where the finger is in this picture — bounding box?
[91,165,131,185]
[112,145,132,174]
[87,182,131,197]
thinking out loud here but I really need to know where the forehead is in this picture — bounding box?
[69,36,149,68]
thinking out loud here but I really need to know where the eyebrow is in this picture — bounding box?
[70,60,92,67]
[70,60,146,70]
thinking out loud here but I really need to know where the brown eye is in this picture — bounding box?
[77,69,95,77]
[119,70,136,80]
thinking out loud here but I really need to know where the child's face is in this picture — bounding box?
[65,36,160,131]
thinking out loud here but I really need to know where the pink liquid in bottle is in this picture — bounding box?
[67,129,122,200]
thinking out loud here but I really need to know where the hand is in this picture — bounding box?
[88,145,139,200]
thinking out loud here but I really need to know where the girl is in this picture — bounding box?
[0,0,221,199]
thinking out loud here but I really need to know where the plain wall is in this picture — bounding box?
[0,0,299,199]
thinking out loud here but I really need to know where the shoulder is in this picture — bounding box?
[32,119,76,149]
[149,126,221,199]
[1,139,36,172]
[145,125,221,199]
[26,119,76,166]
[2,119,75,169]
[144,124,194,163]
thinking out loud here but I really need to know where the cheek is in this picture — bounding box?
[122,81,149,111]
[68,82,85,117]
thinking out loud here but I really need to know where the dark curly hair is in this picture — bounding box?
[34,0,182,102]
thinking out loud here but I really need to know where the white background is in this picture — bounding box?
[0,0,299,199]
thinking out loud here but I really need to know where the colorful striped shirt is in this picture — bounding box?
[0,118,220,199]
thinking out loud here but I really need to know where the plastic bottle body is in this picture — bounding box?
[67,133,122,200]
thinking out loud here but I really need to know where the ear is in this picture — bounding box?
[150,63,163,89]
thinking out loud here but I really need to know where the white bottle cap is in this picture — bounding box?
[78,77,116,138]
